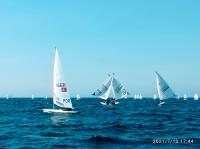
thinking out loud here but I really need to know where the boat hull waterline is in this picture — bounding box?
[43,109,78,113]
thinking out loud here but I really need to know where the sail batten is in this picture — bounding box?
[156,72,176,100]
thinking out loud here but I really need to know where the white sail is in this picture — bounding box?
[92,76,112,100]
[53,48,73,109]
[156,72,176,100]
[112,76,129,100]
[92,74,129,102]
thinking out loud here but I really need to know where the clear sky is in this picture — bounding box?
[0,0,200,97]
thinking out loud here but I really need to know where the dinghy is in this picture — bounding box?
[134,94,142,100]
[76,94,80,100]
[194,93,199,100]
[92,73,129,106]
[156,72,176,105]
[153,94,157,100]
[183,94,187,100]
[139,94,143,100]
[43,48,78,113]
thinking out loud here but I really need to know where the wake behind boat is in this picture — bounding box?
[43,48,78,114]
[92,73,129,106]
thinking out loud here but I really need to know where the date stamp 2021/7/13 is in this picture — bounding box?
[153,138,199,144]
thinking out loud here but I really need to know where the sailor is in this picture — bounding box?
[106,99,110,105]
[111,100,116,104]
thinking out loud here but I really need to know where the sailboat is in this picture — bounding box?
[43,48,77,113]
[156,72,176,105]
[92,74,129,106]
[76,94,80,100]
[32,94,34,100]
[153,94,157,99]
[183,94,187,100]
[194,93,198,100]
[139,94,143,100]
[134,94,137,100]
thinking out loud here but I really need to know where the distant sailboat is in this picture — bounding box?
[43,48,77,113]
[45,96,48,99]
[139,94,143,100]
[183,94,187,100]
[194,93,198,100]
[134,94,137,100]
[92,74,129,105]
[153,94,157,99]
[156,72,176,105]
[134,94,141,100]
[32,94,34,100]
[76,94,80,100]
[6,95,9,99]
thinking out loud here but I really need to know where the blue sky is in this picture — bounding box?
[0,0,200,97]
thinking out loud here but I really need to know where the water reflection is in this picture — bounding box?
[50,113,71,125]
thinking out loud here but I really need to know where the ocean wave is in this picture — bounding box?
[86,135,134,144]
[51,144,77,148]
[41,131,66,137]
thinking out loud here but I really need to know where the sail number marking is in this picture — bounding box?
[63,99,70,103]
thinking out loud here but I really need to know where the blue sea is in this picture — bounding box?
[0,98,200,149]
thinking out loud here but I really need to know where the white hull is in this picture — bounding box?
[158,102,166,106]
[100,101,119,106]
[43,109,78,113]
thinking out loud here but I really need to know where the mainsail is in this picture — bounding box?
[112,76,129,100]
[92,76,112,100]
[156,72,176,100]
[53,48,73,109]
[92,74,129,100]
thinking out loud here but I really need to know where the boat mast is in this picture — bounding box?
[111,73,116,100]
[52,47,57,109]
